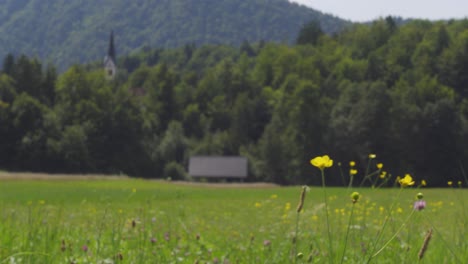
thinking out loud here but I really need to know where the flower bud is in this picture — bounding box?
[351,192,360,203]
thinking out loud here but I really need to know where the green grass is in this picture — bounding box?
[0,178,465,263]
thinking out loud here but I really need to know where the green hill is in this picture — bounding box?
[0,0,350,70]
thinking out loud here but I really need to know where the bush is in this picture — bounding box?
[163,161,189,181]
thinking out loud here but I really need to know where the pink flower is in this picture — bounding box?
[414,200,426,211]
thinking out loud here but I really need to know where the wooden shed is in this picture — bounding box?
[188,156,248,180]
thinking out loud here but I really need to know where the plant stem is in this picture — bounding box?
[423,214,463,263]
[294,211,300,264]
[348,174,354,189]
[321,170,333,263]
[365,187,403,263]
[359,158,372,187]
[371,209,415,258]
[340,203,355,264]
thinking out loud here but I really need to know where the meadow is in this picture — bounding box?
[0,173,465,263]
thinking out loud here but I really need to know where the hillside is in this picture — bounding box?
[0,0,350,70]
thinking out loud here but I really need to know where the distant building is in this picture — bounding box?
[104,31,117,80]
[188,156,248,180]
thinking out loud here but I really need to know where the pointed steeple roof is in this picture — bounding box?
[108,30,116,61]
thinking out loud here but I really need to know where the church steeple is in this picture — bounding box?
[104,30,117,80]
[108,30,116,61]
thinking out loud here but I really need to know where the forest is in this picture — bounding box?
[1,17,468,186]
[0,0,349,70]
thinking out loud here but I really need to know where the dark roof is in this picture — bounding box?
[188,156,248,178]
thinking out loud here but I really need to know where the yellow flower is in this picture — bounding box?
[255,202,262,208]
[350,169,358,175]
[421,180,427,186]
[458,181,463,187]
[399,174,415,187]
[310,155,333,170]
[369,154,376,159]
[379,171,387,179]
[270,194,278,199]
[376,163,383,169]
[349,161,356,167]
[448,181,453,187]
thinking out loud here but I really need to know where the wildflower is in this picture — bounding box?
[379,171,387,179]
[369,154,376,159]
[351,192,360,203]
[255,202,262,208]
[284,202,291,211]
[421,180,427,187]
[448,181,453,187]
[310,155,333,170]
[399,174,415,187]
[458,181,463,187]
[414,200,426,211]
[350,169,358,175]
[82,245,88,252]
[349,161,356,167]
[263,240,271,247]
[150,237,157,244]
[376,163,383,169]
[270,194,278,199]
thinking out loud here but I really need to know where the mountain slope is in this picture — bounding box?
[0,0,350,70]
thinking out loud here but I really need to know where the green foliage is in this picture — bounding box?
[163,161,189,181]
[296,20,324,45]
[0,0,350,70]
[0,178,465,263]
[2,18,468,185]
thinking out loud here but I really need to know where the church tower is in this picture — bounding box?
[104,31,117,80]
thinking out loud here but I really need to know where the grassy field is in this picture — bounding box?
[0,174,465,263]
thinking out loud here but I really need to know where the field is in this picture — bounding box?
[0,173,465,263]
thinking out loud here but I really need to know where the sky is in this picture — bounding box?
[289,0,468,22]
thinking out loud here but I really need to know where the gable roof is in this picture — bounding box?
[188,156,248,178]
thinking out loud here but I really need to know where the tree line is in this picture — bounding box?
[0,0,349,71]
[1,17,468,186]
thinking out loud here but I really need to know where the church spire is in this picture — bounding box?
[108,30,116,61]
[104,30,117,80]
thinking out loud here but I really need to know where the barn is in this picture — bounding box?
[188,156,248,181]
